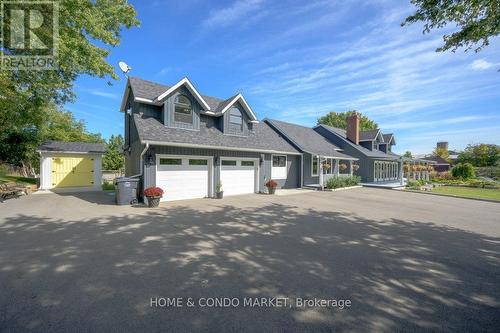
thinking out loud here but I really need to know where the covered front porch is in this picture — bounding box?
[304,156,359,189]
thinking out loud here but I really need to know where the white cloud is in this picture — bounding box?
[84,89,119,99]
[470,59,494,70]
[202,0,265,29]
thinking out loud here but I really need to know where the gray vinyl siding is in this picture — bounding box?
[264,154,301,189]
[141,146,300,199]
[223,102,251,136]
[303,153,320,185]
[163,86,201,130]
[360,141,373,151]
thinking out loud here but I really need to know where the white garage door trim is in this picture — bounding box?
[155,154,214,202]
[220,157,260,196]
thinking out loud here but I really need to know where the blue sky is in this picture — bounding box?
[67,0,500,155]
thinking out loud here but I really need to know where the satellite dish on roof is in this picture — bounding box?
[118,61,132,74]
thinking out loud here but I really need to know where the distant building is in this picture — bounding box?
[418,142,460,172]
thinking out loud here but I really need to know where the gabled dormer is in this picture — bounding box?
[379,133,395,152]
[155,77,212,131]
[215,93,258,137]
[120,76,259,137]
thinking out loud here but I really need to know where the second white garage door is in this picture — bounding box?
[220,159,258,196]
[156,156,211,202]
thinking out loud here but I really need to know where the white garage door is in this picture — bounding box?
[156,156,211,202]
[220,159,257,196]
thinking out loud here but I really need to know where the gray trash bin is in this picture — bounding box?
[115,177,140,205]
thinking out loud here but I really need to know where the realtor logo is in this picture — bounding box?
[1,0,58,70]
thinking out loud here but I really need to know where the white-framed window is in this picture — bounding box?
[272,155,287,179]
[174,94,193,123]
[312,156,319,176]
[229,107,242,125]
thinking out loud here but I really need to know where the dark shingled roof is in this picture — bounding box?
[37,141,105,153]
[382,133,394,144]
[359,129,380,141]
[133,114,300,154]
[316,125,400,160]
[128,76,225,112]
[265,119,356,159]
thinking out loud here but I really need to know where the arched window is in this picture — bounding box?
[174,94,192,123]
[229,107,242,126]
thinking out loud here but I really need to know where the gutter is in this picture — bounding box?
[130,143,149,178]
[141,140,301,156]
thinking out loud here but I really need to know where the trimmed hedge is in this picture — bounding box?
[325,175,361,189]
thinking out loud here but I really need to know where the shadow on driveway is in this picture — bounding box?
[0,202,499,332]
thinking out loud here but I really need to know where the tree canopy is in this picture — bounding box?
[403,151,413,159]
[317,111,378,131]
[1,0,139,132]
[433,147,450,161]
[457,143,500,167]
[402,0,500,54]
[103,135,125,171]
[0,0,139,173]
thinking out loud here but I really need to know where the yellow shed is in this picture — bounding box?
[37,141,105,191]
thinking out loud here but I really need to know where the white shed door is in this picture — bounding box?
[156,157,210,202]
[220,159,257,196]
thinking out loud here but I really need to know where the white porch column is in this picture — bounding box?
[334,159,339,176]
[318,156,324,190]
[399,158,404,185]
[349,160,353,176]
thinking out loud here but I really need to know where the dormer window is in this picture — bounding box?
[174,94,193,123]
[229,107,242,125]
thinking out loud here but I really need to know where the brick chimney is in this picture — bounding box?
[346,112,360,145]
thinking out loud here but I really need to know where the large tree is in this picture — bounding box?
[317,111,378,131]
[0,0,139,132]
[402,0,500,53]
[457,143,500,167]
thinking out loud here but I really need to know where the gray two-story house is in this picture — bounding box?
[121,76,302,202]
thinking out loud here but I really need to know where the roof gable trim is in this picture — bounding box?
[220,93,257,121]
[155,77,212,111]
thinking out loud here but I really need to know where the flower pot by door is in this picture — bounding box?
[267,187,276,195]
[216,191,223,199]
[147,196,161,208]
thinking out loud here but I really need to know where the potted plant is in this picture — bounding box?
[322,162,331,171]
[339,163,347,171]
[144,187,164,208]
[215,182,223,199]
[352,164,359,171]
[265,179,278,195]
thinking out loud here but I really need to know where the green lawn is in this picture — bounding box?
[430,186,500,202]
[0,174,37,185]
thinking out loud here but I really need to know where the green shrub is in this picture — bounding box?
[451,163,475,180]
[325,175,360,189]
[102,180,115,191]
[407,179,427,189]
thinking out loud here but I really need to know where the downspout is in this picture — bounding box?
[130,143,149,179]
[300,154,304,188]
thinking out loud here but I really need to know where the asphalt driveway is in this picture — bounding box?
[1,188,499,332]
